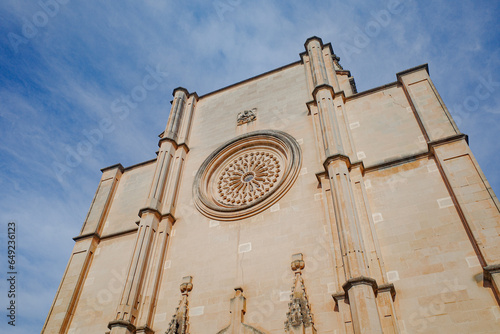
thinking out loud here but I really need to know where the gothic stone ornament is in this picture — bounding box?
[285,254,317,334]
[217,151,280,206]
[166,276,193,334]
[194,130,301,221]
[237,108,257,125]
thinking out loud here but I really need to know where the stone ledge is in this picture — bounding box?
[396,63,429,80]
[483,264,500,281]
[158,136,190,152]
[107,319,136,332]
[312,84,335,100]
[138,207,176,223]
[377,283,397,300]
[342,276,378,294]
[136,325,154,334]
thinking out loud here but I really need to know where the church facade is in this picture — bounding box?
[43,37,500,333]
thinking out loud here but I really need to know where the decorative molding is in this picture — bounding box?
[193,130,302,221]
[107,319,136,333]
[285,253,317,333]
[396,63,429,81]
[342,276,378,295]
[237,108,257,125]
[137,207,176,223]
[158,137,190,153]
[377,283,396,300]
[312,84,335,100]
[136,325,154,334]
[165,276,193,334]
[100,163,125,173]
[483,264,500,282]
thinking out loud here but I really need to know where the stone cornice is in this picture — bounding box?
[72,232,100,243]
[304,35,324,49]
[198,61,301,99]
[427,133,468,151]
[333,280,396,305]
[100,159,158,174]
[172,86,189,97]
[158,137,190,152]
[138,207,176,223]
[312,84,335,99]
[396,63,429,81]
[305,100,315,115]
[331,291,347,304]
[323,153,363,172]
[124,158,157,172]
[345,81,399,101]
[315,132,469,185]
[342,276,378,294]
[100,163,124,173]
[483,264,500,281]
[377,283,396,300]
[363,151,429,173]
[73,227,138,242]
[107,320,136,332]
[136,325,154,334]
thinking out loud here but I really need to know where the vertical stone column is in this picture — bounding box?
[42,165,122,334]
[136,216,174,334]
[109,88,197,334]
[305,37,329,87]
[164,88,189,142]
[326,158,383,334]
[304,36,385,333]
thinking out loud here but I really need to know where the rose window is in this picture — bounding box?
[193,130,301,221]
[216,152,281,206]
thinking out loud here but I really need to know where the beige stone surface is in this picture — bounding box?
[43,37,500,334]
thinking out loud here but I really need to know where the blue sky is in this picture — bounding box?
[0,1,499,333]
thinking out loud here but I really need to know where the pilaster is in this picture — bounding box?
[42,164,123,334]
[109,87,197,333]
[397,65,459,141]
[431,136,500,299]
[304,36,390,333]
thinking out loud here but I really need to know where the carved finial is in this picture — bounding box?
[166,276,193,334]
[291,253,305,272]
[285,254,316,333]
[180,276,193,295]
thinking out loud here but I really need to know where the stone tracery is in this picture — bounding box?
[193,130,301,221]
[216,152,281,206]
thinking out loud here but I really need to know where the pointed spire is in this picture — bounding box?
[285,254,316,333]
[166,276,193,334]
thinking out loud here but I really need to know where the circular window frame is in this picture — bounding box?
[193,130,302,221]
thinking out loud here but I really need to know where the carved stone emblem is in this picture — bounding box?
[237,108,257,125]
